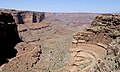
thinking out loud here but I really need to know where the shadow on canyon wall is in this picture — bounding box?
[0,12,22,65]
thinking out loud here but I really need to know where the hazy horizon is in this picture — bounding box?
[0,0,120,13]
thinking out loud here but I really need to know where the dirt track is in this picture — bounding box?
[65,43,108,72]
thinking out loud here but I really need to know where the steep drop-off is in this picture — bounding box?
[0,9,47,33]
[13,11,45,24]
[0,9,45,24]
[0,12,21,65]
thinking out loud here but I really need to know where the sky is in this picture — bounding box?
[0,0,120,13]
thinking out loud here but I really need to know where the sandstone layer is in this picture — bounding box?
[70,14,120,72]
[0,9,47,33]
[0,9,45,24]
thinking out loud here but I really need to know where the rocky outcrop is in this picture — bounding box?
[13,11,45,24]
[0,9,45,24]
[72,14,120,71]
[91,14,120,26]
[0,12,21,65]
[0,11,43,72]
[0,9,49,43]
[73,14,120,45]
[0,9,47,34]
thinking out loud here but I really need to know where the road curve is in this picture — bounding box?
[66,43,107,72]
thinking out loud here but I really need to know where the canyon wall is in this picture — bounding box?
[0,12,21,65]
[0,9,49,38]
[12,11,45,24]
[72,14,120,72]
[0,9,45,24]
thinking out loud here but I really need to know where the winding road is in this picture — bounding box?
[66,43,107,72]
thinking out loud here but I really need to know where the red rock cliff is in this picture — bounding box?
[0,9,45,24]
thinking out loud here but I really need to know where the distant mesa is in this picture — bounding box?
[14,11,45,24]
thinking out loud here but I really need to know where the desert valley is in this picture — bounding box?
[0,9,120,72]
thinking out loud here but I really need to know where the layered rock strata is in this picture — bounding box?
[70,14,120,72]
[0,9,47,32]
[0,9,45,24]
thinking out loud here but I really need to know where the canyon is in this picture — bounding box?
[0,9,120,72]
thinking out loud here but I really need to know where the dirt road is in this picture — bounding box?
[66,43,108,72]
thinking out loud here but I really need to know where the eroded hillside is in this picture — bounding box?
[69,14,120,72]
